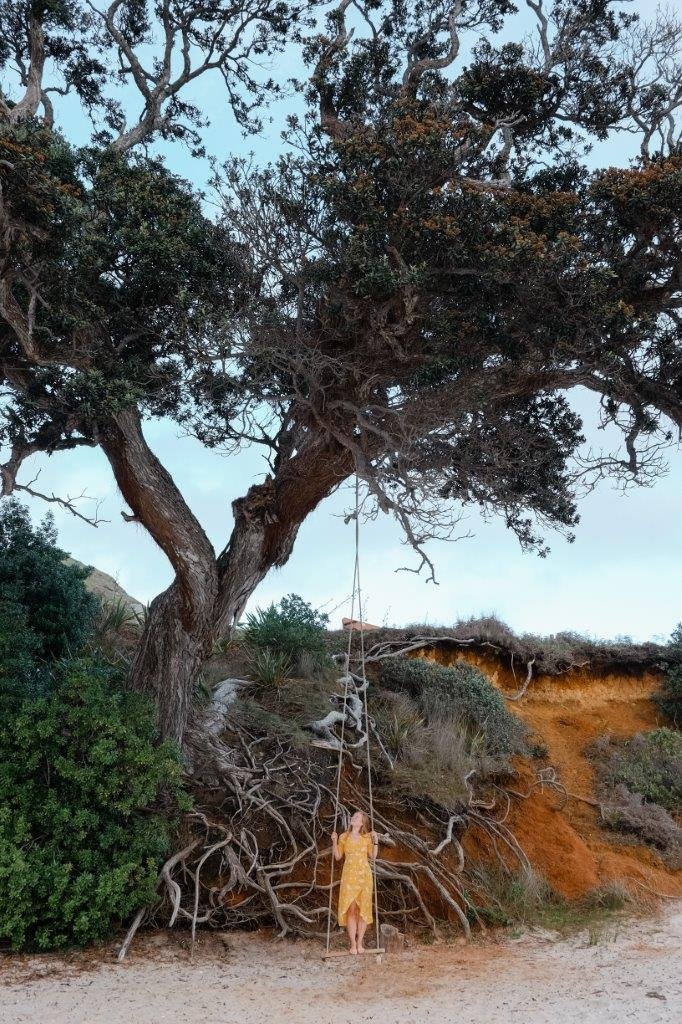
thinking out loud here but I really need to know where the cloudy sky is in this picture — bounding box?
[8,1,682,642]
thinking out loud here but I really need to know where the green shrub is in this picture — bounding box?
[95,595,137,635]
[227,696,310,750]
[655,624,682,726]
[249,647,292,688]
[0,500,98,665]
[378,656,527,765]
[373,692,425,761]
[0,657,188,951]
[391,715,490,808]
[601,786,681,867]
[591,729,682,813]
[474,869,632,932]
[584,880,631,911]
[263,675,339,724]
[474,866,554,927]
[527,737,549,760]
[0,598,41,697]
[243,594,330,671]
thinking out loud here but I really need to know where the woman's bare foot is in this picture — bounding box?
[350,945,358,955]
[357,945,365,953]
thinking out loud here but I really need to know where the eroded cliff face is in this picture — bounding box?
[415,646,680,899]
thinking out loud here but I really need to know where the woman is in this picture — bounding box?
[331,810,379,953]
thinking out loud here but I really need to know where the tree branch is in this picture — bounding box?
[99,407,217,629]
[311,0,355,141]
[7,13,46,123]
[402,2,464,92]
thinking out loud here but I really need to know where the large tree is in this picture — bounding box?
[1,1,681,744]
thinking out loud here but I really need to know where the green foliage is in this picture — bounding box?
[590,728,682,866]
[655,624,682,725]
[377,616,664,676]
[585,881,632,913]
[271,674,340,724]
[95,595,138,637]
[86,596,143,670]
[0,122,238,437]
[601,786,681,867]
[225,669,341,754]
[528,737,549,760]
[0,500,98,669]
[0,501,189,951]
[474,867,554,927]
[373,692,425,762]
[0,598,41,696]
[249,647,292,688]
[212,634,238,657]
[214,6,682,569]
[592,729,682,813]
[378,656,527,766]
[243,594,330,671]
[397,716,488,808]
[474,868,631,932]
[374,691,491,807]
[0,657,188,952]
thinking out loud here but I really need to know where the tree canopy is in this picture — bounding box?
[0,2,680,740]
[215,0,682,571]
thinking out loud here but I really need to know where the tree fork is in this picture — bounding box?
[100,417,352,744]
[99,408,219,743]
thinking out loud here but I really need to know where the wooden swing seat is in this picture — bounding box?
[322,948,385,959]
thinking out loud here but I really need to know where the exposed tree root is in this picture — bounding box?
[119,657,543,958]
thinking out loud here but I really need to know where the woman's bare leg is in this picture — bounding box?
[357,914,368,952]
[346,902,358,953]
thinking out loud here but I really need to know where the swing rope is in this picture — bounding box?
[324,475,381,955]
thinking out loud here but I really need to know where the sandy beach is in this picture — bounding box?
[1,909,679,1024]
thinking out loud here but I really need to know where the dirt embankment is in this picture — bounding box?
[418,646,680,900]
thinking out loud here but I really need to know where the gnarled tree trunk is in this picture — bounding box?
[129,583,215,744]
[99,408,219,744]
[122,433,352,744]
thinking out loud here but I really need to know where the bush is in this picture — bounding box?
[473,866,555,927]
[655,624,682,725]
[0,500,98,666]
[378,656,527,766]
[474,868,633,932]
[602,786,681,868]
[394,716,491,807]
[249,647,292,688]
[0,598,41,697]
[227,696,311,750]
[243,594,330,671]
[591,729,682,813]
[0,657,188,951]
[373,692,425,762]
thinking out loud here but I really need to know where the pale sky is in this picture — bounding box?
[7,1,682,642]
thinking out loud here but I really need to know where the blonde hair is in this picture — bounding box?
[350,810,369,834]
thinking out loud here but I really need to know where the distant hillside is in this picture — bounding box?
[65,558,145,617]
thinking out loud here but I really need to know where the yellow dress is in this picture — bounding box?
[336,831,374,926]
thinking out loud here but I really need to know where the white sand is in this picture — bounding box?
[1,909,680,1024]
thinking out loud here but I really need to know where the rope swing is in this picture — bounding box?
[324,475,383,959]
